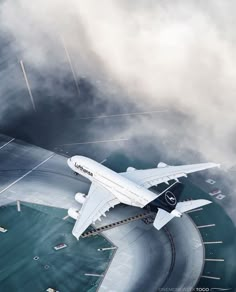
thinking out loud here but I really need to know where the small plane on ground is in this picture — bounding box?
[67,156,220,240]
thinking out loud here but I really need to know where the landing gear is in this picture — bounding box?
[74,172,78,176]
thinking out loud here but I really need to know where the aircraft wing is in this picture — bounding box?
[72,182,120,240]
[122,162,220,189]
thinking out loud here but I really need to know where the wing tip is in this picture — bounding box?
[72,229,82,241]
[211,162,221,168]
[202,199,212,205]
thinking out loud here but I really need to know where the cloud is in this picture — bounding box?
[0,0,236,166]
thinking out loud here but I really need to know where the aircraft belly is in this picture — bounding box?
[103,186,145,208]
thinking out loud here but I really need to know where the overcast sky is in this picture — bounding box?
[0,0,236,167]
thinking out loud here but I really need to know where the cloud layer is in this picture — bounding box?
[0,0,236,166]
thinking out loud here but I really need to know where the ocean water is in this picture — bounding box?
[0,203,114,292]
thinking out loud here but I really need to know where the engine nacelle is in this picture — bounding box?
[75,193,86,204]
[171,209,182,218]
[68,207,79,220]
[126,167,136,172]
[157,162,168,168]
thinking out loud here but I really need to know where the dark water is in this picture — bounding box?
[182,181,236,290]
[0,203,114,292]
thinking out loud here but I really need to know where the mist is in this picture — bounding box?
[0,0,236,167]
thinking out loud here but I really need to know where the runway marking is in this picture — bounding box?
[197,224,216,229]
[203,241,223,245]
[58,138,129,146]
[84,273,104,277]
[205,258,224,262]
[63,215,69,220]
[100,158,107,164]
[186,208,203,213]
[20,60,36,112]
[17,200,21,212]
[0,138,15,150]
[97,247,117,251]
[76,110,168,120]
[0,154,54,195]
[61,36,80,96]
[201,275,221,280]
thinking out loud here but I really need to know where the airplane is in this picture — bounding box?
[67,156,220,240]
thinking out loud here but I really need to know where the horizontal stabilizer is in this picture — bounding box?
[176,199,211,213]
[153,209,175,230]
[153,199,212,231]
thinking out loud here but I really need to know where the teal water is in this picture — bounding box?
[182,180,236,290]
[0,204,114,292]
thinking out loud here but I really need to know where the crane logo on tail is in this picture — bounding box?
[165,191,177,206]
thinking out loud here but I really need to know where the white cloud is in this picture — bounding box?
[1,0,236,166]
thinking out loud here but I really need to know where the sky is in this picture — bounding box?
[0,0,236,167]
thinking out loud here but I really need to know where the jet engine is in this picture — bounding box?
[126,167,136,172]
[157,162,168,168]
[68,208,79,220]
[75,193,86,204]
[171,209,182,218]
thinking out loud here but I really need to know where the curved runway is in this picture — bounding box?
[96,206,204,292]
[0,134,205,291]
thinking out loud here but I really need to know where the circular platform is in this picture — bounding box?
[95,205,204,292]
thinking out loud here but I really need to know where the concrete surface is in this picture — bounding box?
[95,205,204,292]
[0,134,205,291]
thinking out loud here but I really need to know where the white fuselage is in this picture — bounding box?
[67,156,158,208]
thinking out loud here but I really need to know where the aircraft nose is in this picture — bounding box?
[67,157,73,167]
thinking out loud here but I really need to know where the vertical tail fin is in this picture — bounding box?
[153,183,212,230]
[155,182,184,213]
[153,199,211,230]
